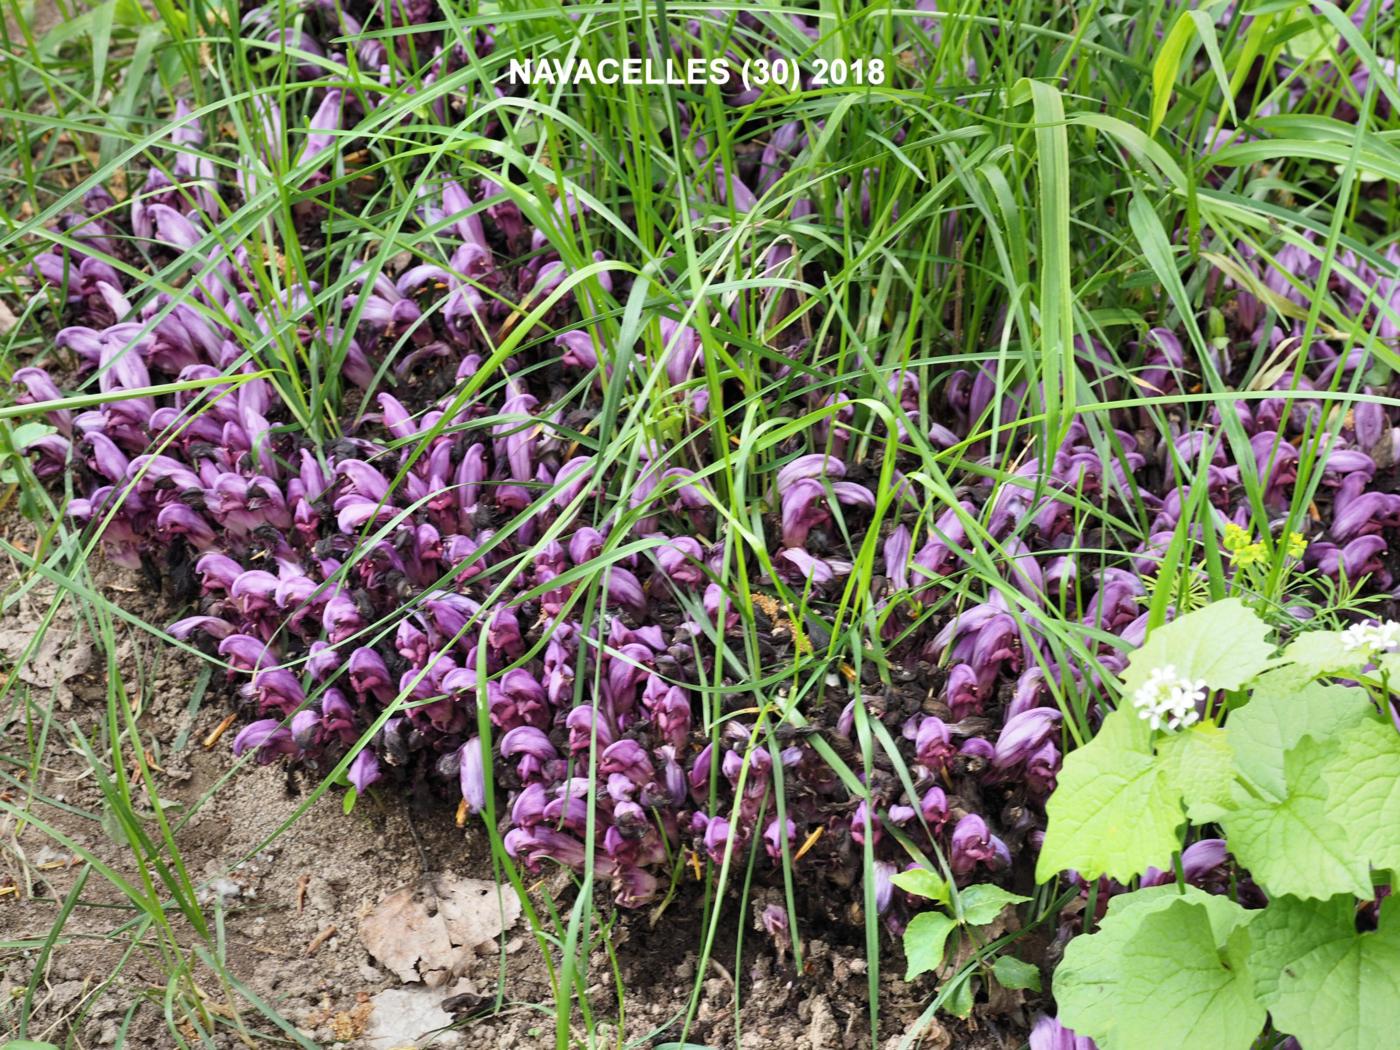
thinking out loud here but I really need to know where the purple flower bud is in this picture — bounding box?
[653,745,687,806]
[347,748,382,794]
[776,453,846,490]
[556,330,599,369]
[303,90,342,164]
[500,726,558,764]
[961,737,995,762]
[1355,400,1386,451]
[11,367,73,434]
[606,773,635,804]
[248,667,305,715]
[861,860,896,916]
[613,867,659,908]
[322,592,364,644]
[459,737,486,813]
[217,633,275,672]
[884,524,912,591]
[1141,838,1230,888]
[993,708,1062,768]
[601,740,654,785]
[337,459,391,503]
[757,902,789,943]
[649,685,691,749]
[156,503,216,549]
[656,536,706,586]
[945,662,986,720]
[703,815,732,862]
[851,801,880,846]
[565,706,614,752]
[306,641,341,682]
[915,715,955,771]
[606,566,647,614]
[486,669,549,731]
[1323,448,1377,478]
[760,817,795,862]
[168,615,235,641]
[1029,1013,1097,1050]
[346,647,391,699]
[1332,491,1400,543]
[322,690,356,741]
[232,719,295,763]
[290,709,321,750]
[780,478,829,547]
[83,432,129,482]
[569,526,605,566]
[147,203,203,251]
[950,814,995,875]
[1179,838,1230,879]
[920,786,949,831]
[511,782,549,827]
[689,743,714,797]
[516,826,591,871]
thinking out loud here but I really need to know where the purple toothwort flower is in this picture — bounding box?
[1029,1014,1097,1050]
[459,737,487,813]
[232,719,296,763]
[950,814,1007,875]
[348,748,382,794]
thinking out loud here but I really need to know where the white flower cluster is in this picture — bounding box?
[1131,665,1206,732]
[1340,620,1400,657]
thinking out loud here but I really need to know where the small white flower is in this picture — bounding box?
[1131,664,1207,732]
[1340,620,1400,657]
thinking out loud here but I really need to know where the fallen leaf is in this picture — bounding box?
[0,627,95,708]
[359,872,522,986]
[363,986,464,1050]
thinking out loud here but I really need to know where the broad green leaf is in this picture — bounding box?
[1056,894,1263,1050]
[957,884,1030,927]
[944,972,975,1018]
[1281,6,1340,63]
[1118,598,1275,700]
[1247,895,1356,1006]
[891,868,950,906]
[903,911,958,981]
[1229,669,1369,800]
[1279,630,1368,677]
[11,421,56,448]
[1099,883,1250,944]
[1321,716,1400,875]
[992,955,1041,992]
[1220,738,1370,899]
[1265,896,1400,1050]
[1037,708,1184,883]
[1156,722,1235,821]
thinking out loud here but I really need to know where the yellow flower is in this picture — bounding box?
[1223,523,1251,552]
[1233,541,1268,567]
[1287,531,1308,558]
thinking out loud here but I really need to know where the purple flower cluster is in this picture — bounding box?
[14,2,1400,938]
